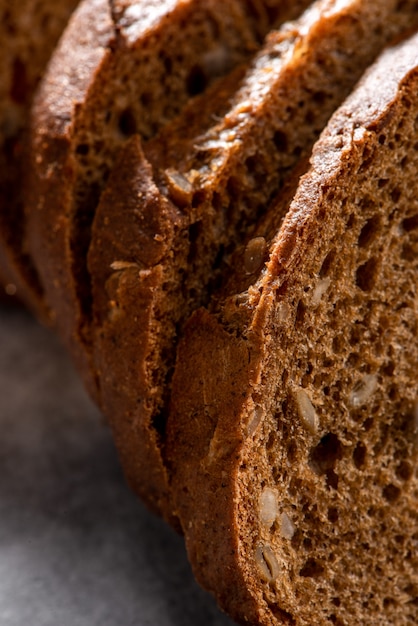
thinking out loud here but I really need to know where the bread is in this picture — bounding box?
[0,0,79,312]
[167,29,418,625]
[25,0,312,398]
[1,1,417,622]
[88,0,418,521]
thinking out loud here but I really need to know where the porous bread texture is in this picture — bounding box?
[25,0,266,394]
[167,32,418,626]
[88,0,418,520]
[0,0,79,312]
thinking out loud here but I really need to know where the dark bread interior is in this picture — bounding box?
[88,0,418,520]
[167,30,418,625]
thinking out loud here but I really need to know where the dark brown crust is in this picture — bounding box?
[167,33,418,625]
[88,136,183,517]
[168,307,267,619]
[25,0,115,393]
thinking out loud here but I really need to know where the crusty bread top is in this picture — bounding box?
[167,31,418,625]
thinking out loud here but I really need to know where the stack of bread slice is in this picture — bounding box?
[1,0,418,623]
[86,0,417,524]
[24,0,312,394]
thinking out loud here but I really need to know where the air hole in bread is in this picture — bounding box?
[266,431,276,451]
[380,360,395,376]
[352,442,367,469]
[383,597,397,610]
[402,213,418,232]
[140,91,152,107]
[299,557,324,578]
[187,221,203,264]
[355,257,378,292]
[295,300,306,326]
[390,186,401,203]
[327,507,339,523]
[377,177,389,188]
[318,248,336,277]
[382,483,401,503]
[302,536,312,552]
[358,145,374,172]
[395,460,413,481]
[346,352,360,368]
[273,129,288,152]
[118,107,137,137]
[345,212,356,231]
[75,143,90,156]
[363,417,374,432]
[186,64,207,96]
[358,215,380,248]
[245,153,266,187]
[326,469,339,489]
[313,90,328,105]
[388,384,399,402]
[162,54,172,74]
[309,433,343,476]
[292,145,302,158]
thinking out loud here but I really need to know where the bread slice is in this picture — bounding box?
[167,30,418,625]
[88,0,418,520]
[25,0,311,394]
[0,0,80,312]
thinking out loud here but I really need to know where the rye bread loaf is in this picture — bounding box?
[0,0,79,311]
[88,0,418,520]
[167,30,418,626]
[25,0,311,397]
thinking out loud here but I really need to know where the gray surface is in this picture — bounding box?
[0,306,235,626]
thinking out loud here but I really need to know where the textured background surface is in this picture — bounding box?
[0,306,234,626]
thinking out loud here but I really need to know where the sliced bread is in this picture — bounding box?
[25,0,311,394]
[168,30,418,625]
[88,0,418,519]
